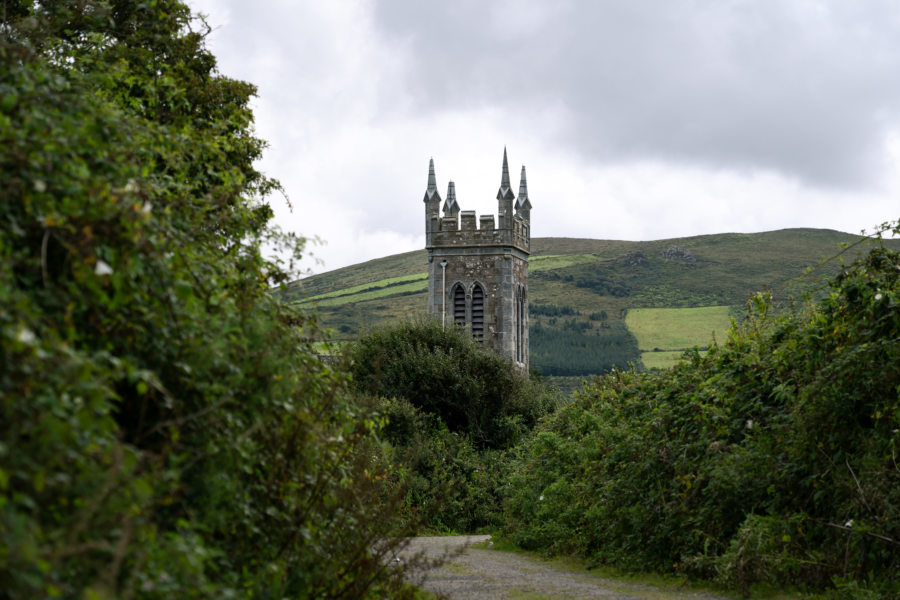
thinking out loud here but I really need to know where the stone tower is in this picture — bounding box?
[425,149,531,370]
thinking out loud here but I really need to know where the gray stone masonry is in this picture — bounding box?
[424,149,531,370]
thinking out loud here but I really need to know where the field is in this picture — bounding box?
[626,306,732,369]
[297,272,427,305]
[639,350,694,370]
[299,279,427,307]
[626,305,733,350]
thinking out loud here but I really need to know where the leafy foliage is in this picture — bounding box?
[343,320,560,533]
[344,320,557,450]
[1,2,416,597]
[371,396,509,534]
[500,235,900,598]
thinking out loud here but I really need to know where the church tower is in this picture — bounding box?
[425,149,531,370]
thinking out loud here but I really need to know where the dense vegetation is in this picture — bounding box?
[343,321,560,532]
[1,2,417,597]
[499,235,900,598]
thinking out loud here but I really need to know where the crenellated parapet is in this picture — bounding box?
[424,148,531,255]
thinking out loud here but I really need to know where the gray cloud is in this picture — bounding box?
[190,0,900,273]
[373,0,900,187]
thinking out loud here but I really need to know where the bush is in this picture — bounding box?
[343,320,560,533]
[0,3,416,597]
[498,235,900,597]
[344,319,557,450]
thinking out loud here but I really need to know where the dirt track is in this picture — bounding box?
[400,536,729,600]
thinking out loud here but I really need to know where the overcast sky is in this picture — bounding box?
[188,0,900,275]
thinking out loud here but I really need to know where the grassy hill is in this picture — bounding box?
[284,228,897,376]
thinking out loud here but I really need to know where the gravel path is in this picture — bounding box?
[400,536,729,600]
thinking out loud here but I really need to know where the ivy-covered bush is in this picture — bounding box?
[1,2,416,598]
[500,234,900,598]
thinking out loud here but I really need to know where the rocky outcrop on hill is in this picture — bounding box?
[619,251,648,266]
[660,246,696,262]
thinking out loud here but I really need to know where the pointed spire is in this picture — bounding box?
[423,157,442,205]
[516,165,532,211]
[500,147,511,190]
[443,181,459,216]
[426,157,437,197]
[496,147,515,202]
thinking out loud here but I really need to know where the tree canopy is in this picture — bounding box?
[1,2,414,597]
[344,320,558,450]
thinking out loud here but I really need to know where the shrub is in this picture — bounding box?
[344,319,557,450]
[0,3,416,597]
[498,234,900,597]
[344,320,560,533]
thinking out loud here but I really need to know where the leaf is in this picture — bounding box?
[0,92,16,112]
[174,281,194,301]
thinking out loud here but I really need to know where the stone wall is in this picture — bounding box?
[428,237,529,370]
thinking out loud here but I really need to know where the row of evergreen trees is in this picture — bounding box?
[530,321,640,375]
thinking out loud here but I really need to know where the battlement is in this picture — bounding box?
[424,148,531,256]
[430,211,530,253]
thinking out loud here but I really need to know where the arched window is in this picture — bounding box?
[471,284,484,342]
[452,284,466,326]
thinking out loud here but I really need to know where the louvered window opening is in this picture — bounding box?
[471,285,484,342]
[453,285,466,326]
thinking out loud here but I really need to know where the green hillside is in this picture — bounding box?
[285,228,897,375]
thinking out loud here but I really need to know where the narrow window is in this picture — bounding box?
[471,284,484,342]
[453,284,466,326]
[516,285,523,362]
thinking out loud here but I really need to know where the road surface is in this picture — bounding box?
[400,536,729,600]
